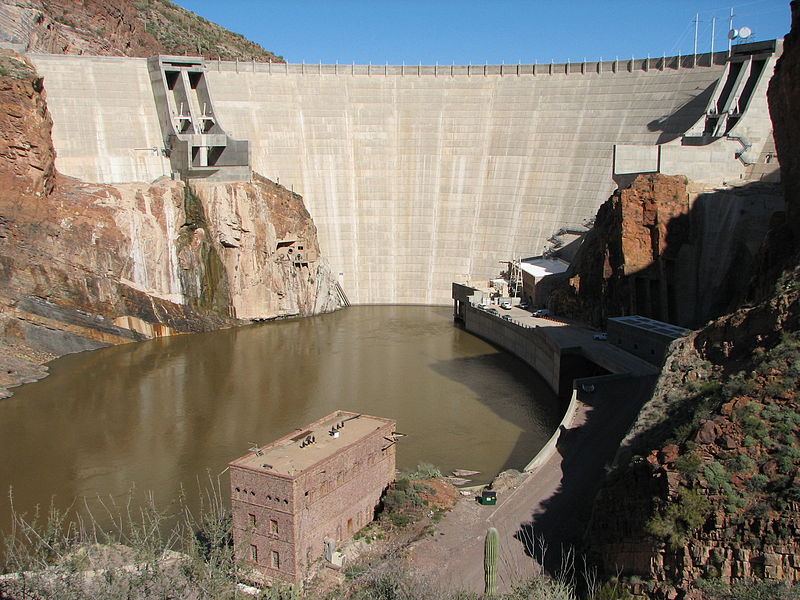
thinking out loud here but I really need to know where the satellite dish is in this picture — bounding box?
[729,26,753,40]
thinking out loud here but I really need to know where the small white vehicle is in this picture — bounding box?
[500,301,512,310]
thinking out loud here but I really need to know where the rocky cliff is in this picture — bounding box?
[584,5,800,597]
[0,50,339,398]
[547,174,782,330]
[0,0,283,61]
[588,265,799,597]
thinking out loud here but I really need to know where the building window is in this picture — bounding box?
[250,545,258,562]
[271,550,280,569]
[249,513,256,528]
[270,519,279,535]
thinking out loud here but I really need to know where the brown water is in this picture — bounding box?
[0,305,560,534]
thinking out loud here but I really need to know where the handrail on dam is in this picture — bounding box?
[213,50,730,77]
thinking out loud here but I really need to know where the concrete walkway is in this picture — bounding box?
[406,374,656,594]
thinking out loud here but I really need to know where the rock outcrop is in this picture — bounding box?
[585,4,800,596]
[0,0,283,61]
[587,264,800,597]
[547,173,782,329]
[0,51,339,398]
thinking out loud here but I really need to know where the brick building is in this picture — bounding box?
[229,411,397,584]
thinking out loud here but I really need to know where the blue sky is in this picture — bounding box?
[174,1,791,65]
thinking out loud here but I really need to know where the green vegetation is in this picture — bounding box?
[634,325,800,592]
[697,578,800,600]
[646,487,711,549]
[379,476,432,528]
[407,462,443,479]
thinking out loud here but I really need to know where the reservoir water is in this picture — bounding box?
[0,305,560,534]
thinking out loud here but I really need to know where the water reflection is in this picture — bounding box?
[0,306,560,533]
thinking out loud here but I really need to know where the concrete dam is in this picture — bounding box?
[30,44,779,305]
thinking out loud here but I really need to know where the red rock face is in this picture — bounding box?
[0,52,55,199]
[548,173,692,327]
[548,171,782,329]
[25,0,161,58]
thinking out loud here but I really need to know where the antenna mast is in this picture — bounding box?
[728,8,735,54]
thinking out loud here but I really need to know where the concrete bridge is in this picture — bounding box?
[29,43,779,305]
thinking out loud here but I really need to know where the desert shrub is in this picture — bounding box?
[697,578,800,600]
[646,487,711,549]
[378,478,431,528]
[1,479,237,600]
[408,462,442,479]
[674,453,703,478]
[746,474,769,492]
[704,461,730,491]
[724,453,756,474]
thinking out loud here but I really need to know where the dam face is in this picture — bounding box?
[31,53,771,305]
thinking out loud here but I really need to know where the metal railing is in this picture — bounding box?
[211,50,729,77]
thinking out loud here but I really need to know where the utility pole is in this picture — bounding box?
[711,16,716,55]
[693,13,699,65]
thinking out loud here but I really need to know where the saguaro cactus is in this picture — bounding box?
[484,526,499,596]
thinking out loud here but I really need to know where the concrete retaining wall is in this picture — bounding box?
[462,304,561,393]
[524,388,579,473]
